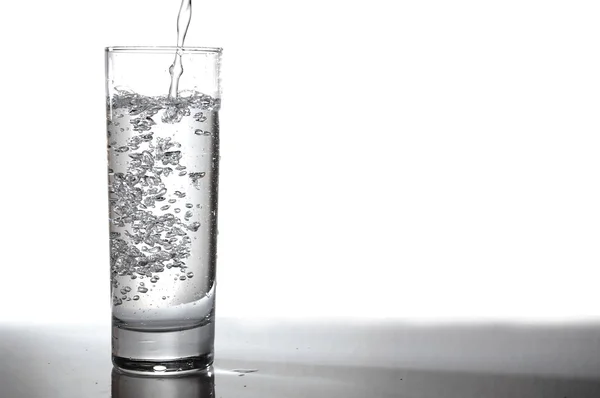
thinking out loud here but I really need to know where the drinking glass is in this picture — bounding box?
[105,46,222,374]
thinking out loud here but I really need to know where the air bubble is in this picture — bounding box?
[187,222,201,232]
[193,112,207,122]
[162,151,182,166]
[189,172,206,189]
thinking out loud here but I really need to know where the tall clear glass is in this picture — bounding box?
[105,47,222,374]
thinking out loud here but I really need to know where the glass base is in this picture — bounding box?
[112,321,215,375]
[113,353,213,375]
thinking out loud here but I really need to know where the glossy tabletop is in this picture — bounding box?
[1,319,599,397]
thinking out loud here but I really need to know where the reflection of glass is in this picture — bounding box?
[112,367,215,398]
[106,47,222,373]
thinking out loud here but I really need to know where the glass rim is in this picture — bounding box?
[106,46,223,54]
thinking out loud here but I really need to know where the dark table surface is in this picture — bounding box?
[1,318,599,397]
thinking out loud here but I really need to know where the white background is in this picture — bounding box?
[0,0,599,323]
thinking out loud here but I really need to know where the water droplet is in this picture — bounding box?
[174,191,186,198]
[138,287,148,293]
[179,275,187,281]
[116,146,129,153]
[232,369,259,374]
[174,208,181,213]
[124,286,131,292]
[153,365,167,372]
[185,203,193,208]
[178,171,187,176]
[162,296,167,300]
[168,199,177,204]
[187,272,194,278]
[160,205,170,211]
